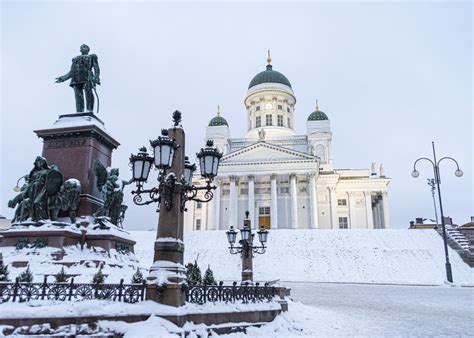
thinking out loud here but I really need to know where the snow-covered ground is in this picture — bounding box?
[5,284,472,337]
[132,229,473,286]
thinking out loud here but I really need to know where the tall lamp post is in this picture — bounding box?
[226,211,269,282]
[411,141,463,283]
[129,111,222,306]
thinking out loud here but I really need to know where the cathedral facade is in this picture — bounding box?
[184,54,390,231]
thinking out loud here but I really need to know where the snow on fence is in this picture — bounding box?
[0,278,146,303]
[184,281,276,305]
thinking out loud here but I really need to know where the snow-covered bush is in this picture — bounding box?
[130,267,143,284]
[19,266,33,283]
[54,267,68,283]
[203,265,216,286]
[0,256,9,282]
[92,268,106,285]
[186,261,202,285]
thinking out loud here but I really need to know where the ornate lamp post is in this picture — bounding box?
[411,141,463,283]
[226,211,269,282]
[129,111,222,306]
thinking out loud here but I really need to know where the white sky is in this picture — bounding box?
[1,2,472,229]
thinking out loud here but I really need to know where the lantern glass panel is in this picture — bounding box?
[133,159,144,181]
[240,227,251,241]
[199,157,205,176]
[258,229,268,243]
[212,156,219,176]
[204,155,214,175]
[142,160,152,180]
[226,229,237,244]
[183,167,192,185]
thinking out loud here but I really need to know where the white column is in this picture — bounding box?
[348,192,357,229]
[211,180,221,230]
[377,199,384,228]
[329,187,338,229]
[382,191,390,228]
[270,174,278,229]
[290,174,298,228]
[234,176,239,227]
[248,175,255,229]
[229,176,237,229]
[309,173,319,229]
[364,191,374,229]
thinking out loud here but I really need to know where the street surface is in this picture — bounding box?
[286,282,474,337]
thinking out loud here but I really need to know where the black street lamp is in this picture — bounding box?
[226,211,269,282]
[127,111,223,307]
[411,141,463,283]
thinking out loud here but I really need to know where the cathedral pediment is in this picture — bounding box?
[222,141,316,164]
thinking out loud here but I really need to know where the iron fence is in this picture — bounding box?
[0,278,146,303]
[184,281,276,304]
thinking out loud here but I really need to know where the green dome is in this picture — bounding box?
[248,64,292,89]
[208,114,228,127]
[308,110,328,121]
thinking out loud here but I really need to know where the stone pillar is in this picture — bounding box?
[248,175,255,229]
[329,187,338,229]
[309,173,319,229]
[229,176,237,228]
[270,174,278,229]
[146,126,186,307]
[34,113,120,217]
[241,218,253,282]
[382,191,390,228]
[348,192,357,229]
[364,191,374,229]
[290,174,298,228]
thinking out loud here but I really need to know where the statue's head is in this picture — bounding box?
[80,44,90,55]
[34,156,48,169]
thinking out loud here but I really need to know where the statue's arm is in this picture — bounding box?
[55,61,73,83]
[92,54,100,85]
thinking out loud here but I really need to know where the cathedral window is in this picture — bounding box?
[256,116,261,128]
[266,114,273,126]
[277,115,283,126]
[256,106,261,111]
[338,217,348,229]
[196,218,201,230]
[287,117,291,128]
[287,107,290,113]
[196,202,202,209]
[278,104,283,110]
[338,199,347,206]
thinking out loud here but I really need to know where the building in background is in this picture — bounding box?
[185,53,390,231]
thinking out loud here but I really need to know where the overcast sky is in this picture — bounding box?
[1,2,472,229]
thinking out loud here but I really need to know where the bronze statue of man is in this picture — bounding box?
[55,44,100,113]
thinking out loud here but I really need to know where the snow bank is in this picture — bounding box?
[131,229,473,286]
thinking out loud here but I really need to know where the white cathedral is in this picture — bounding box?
[184,53,390,231]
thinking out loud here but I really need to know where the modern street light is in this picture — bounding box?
[411,141,463,283]
[128,111,222,307]
[226,211,269,282]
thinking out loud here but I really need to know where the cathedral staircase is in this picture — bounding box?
[436,227,474,268]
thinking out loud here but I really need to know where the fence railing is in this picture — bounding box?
[0,278,146,303]
[184,281,276,305]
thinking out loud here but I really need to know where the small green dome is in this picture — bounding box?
[308,109,328,121]
[208,112,228,127]
[248,65,292,89]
